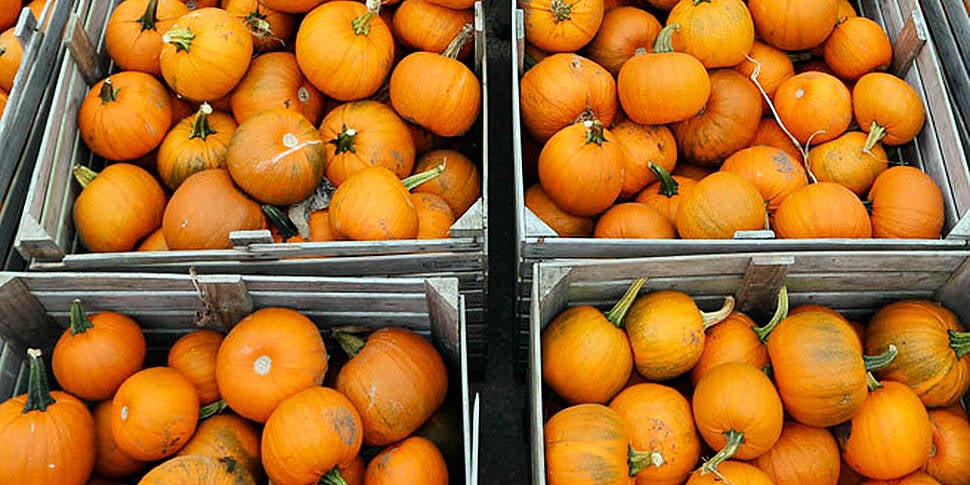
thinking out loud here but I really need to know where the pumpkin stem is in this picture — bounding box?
[701,296,735,329]
[98,77,119,105]
[68,298,94,335]
[648,162,679,197]
[351,0,382,36]
[524,51,538,70]
[73,164,99,188]
[245,8,272,39]
[402,162,446,191]
[866,371,883,391]
[137,0,160,31]
[787,52,813,63]
[262,205,299,242]
[864,121,888,151]
[442,23,474,59]
[23,349,55,414]
[628,446,664,477]
[199,399,228,419]
[550,0,573,22]
[0,46,6,57]
[701,429,744,476]
[604,278,647,328]
[753,286,788,342]
[189,103,217,140]
[335,331,366,357]
[863,344,898,371]
[584,120,607,146]
[948,329,970,359]
[692,0,711,3]
[319,466,350,485]
[162,27,195,52]
[329,125,358,155]
[653,24,679,54]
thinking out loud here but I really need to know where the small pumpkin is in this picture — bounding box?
[334,457,365,485]
[363,436,448,485]
[612,120,677,198]
[824,16,893,81]
[544,404,638,485]
[808,131,889,196]
[854,72,926,147]
[257,0,320,14]
[0,26,24,91]
[329,164,443,240]
[675,171,767,239]
[413,192,455,239]
[167,329,224,405]
[773,71,853,145]
[721,145,807,212]
[162,168,266,249]
[525,184,594,237]
[72,163,167,253]
[157,102,237,190]
[519,53,617,141]
[0,0,19,32]
[925,408,970,485]
[229,51,326,125]
[773,182,872,238]
[687,461,775,485]
[78,72,173,161]
[538,120,625,217]
[753,420,841,485]
[412,149,481,216]
[748,0,839,51]
[594,202,676,239]
[320,100,416,186]
[750,117,802,161]
[862,472,944,485]
[105,0,190,76]
[868,166,945,239]
[222,0,297,52]
[583,6,661,75]
[735,40,795,111]
[137,228,169,251]
[635,163,697,226]
[393,0,474,58]
[176,413,263,483]
[519,0,604,53]
[93,400,147,480]
[667,0,754,69]
[138,455,253,484]
[112,367,200,461]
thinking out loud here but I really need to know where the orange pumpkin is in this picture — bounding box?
[808,131,888,196]
[520,53,617,141]
[689,307,781,386]
[160,8,253,101]
[687,461,775,485]
[594,202,676,239]
[176,413,263,482]
[137,228,169,251]
[222,0,297,52]
[157,103,238,190]
[167,329,224,405]
[754,420,840,485]
[364,436,448,485]
[545,404,636,485]
[750,117,802,161]
[320,100,416,185]
[412,149,481,216]
[335,328,447,445]
[329,165,442,240]
[258,0,321,14]
[539,121,625,216]
[862,472,944,485]
[520,0,603,53]
[393,0,474,58]
[748,0,839,51]
[735,40,795,111]
[216,307,328,423]
[525,184,595,237]
[854,72,925,147]
[78,72,173,161]
[925,408,970,484]
[721,145,807,212]
[413,192,455,239]
[72,163,167,253]
[773,182,872,238]
[178,0,220,9]
[824,16,892,81]
[162,168,266,249]
[105,0,190,76]
[837,0,857,19]
[612,120,677,198]
[138,456,252,484]
[0,27,24,92]
[111,367,200,461]
[229,52,326,125]
[635,163,697,226]
[93,400,147,479]
[584,7,661,75]
[0,0,20,32]
[773,71,853,145]
[667,0,755,69]
[675,171,767,239]
[868,166,944,239]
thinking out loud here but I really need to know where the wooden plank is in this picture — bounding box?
[425,277,461,366]
[889,9,927,78]
[64,13,106,86]
[734,255,792,319]
[193,274,253,330]
[0,276,61,350]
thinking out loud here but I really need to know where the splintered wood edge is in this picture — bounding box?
[734,255,795,315]
[425,277,461,365]
[891,9,928,78]
[65,13,106,86]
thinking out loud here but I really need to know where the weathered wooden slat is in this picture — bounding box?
[889,8,927,78]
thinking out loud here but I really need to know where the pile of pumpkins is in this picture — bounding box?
[72,0,482,253]
[541,280,970,484]
[0,299,458,484]
[0,0,52,116]
[520,0,946,241]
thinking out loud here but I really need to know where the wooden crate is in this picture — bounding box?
[527,251,970,484]
[14,0,491,370]
[511,0,970,368]
[921,0,970,159]
[0,272,480,484]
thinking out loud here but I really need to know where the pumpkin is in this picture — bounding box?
[256,0,320,14]
[692,362,784,474]
[538,120,625,216]
[111,367,199,461]
[837,0,857,18]
[167,329,224,405]
[162,169,266,249]
[583,6,661,75]
[735,40,795,111]
[414,404,464,480]
[721,145,807,212]
[72,163,167,252]
[295,0,394,101]
[748,0,839,50]
[178,0,219,9]
[222,0,296,52]
[854,72,925,147]
[0,0,19,32]
[0,87,6,113]
[863,473,944,485]
[329,164,443,240]
[424,0,473,8]
[767,310,896,427]
[93,400,147,479]
[389,25,481,137]
[773,71,853,145]
[0,27,24,91]
[520,53,617,141]
[807,131,889,196]
[865,300,970,407]
[160,8,253,101]
[215,307,328,423]
[393,0,474,58]
[137,228,169,251]
[674,164,715,182]
[157,103,237,190]
[176,413,262,482]
[525,184,594,237]
[304,210,340,242]
[412,149,481,216]
[618,25,711,126]
[594,202,676,239]
[229,52,326,125]
[925,408,970,485]
[839,377,933,480]
[335,327,447,445]
[635,163,697,226]
[610,383,701,485]
[672,69,763,166]
[687,461,775,485]
[754,420,840,485]
[868,166,945,239]
[333,457,365,485]
[545,404,637,485]
[542,279,643,404]
[519,0,603,53]
[675,171,767,239]
[78,72,173,161]
[612,121,677,198]
[773,182,872,238]
[320,100,416,185]
[261,387,363,485]
[413,192,455,239]
[667,0,754,69]
[750,117,802,161]
[363,436,448,485]
[104,0,189,76]
[824,16,893,81]
[138,455,254,484]
[52,299,146,401]
[0,349,96,485]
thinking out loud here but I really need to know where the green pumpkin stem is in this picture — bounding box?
[864,121,888,152]
[753,286,789,342]
[199,399,228,419]
[190,103,217,140]
[550,0,572,22]
[653,24,679,54]
[863,344,898,371]
[0,46,6,57]
[73,164,99,188]
[584,120,607,146]
[98,77,119,105]
[646,162,679,197]
[604,278,647,328]
[442,23,474,59]
[948,329,970,359]
[319,467,350,485]
[69,298,94,335]
[701,429,744,476]
[692,0,711,4]
[702,296,736,329]
[335,331,366,357]
[402,162,446,191]
[787,52,813,63]
[628,446,664,477]
[329,125,358,155]
[137,0,160,31]
[866,371,883,391]
[262,205,299,242]
[351,0,381,36]
[245,9,272,38]
[162,27,195,53]
[23,349,55,414]
[524,51,538,70]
